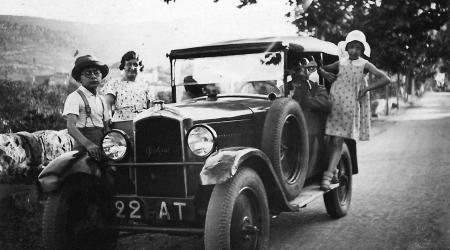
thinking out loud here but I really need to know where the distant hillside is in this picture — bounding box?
[0,14,287,82]
[0,15,188,82]
[0,15,101,81]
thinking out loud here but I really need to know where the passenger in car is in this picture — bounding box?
[101,51,154,121]
[183,75,206,99]
[289,57,331,114]
[318,30,390,190]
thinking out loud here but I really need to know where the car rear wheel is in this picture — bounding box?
[323,143,352,218]
[42,176,117,250]
[204,167,269,250]
[261,98,309,200]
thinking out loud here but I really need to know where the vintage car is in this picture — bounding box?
[38,36,358,250]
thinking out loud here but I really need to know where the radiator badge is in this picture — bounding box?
[146,145,169,157]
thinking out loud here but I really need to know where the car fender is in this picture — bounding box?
[200,147,273,185]
[200,147,292,211]
[38,151,102,192]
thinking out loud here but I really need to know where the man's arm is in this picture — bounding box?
[318,61,339,83]
[305,84,332,113]
[66,114,102,160]
[321,60,339,72]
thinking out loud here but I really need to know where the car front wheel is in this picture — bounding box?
[204,167,269,250]
[41,175,117,250]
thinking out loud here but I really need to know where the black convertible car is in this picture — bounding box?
[39,36,358,250]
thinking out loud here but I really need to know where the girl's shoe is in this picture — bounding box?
[320,170,335,191]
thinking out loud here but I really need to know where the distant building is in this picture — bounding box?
[140,70,159,83]
[25,75,35,83]
[48,72,69,85]
[33,74,51,84]
[33,72,70,85]
[104,67,159,84]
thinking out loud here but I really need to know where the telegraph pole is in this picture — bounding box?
[385,84,389,115]
[396,74,400,108]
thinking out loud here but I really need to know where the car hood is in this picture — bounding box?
[136,96,272,123]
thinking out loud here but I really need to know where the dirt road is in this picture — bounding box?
[117,92,450,250]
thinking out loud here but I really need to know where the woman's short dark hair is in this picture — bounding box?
[119,51,144,71]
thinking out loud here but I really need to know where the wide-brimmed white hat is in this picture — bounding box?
[344,30,371,57]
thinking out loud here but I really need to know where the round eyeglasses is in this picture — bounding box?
[81,69,102,77]
[306,66,317,72]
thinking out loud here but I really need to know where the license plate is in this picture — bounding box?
[113,197,190,221]
[113,197,144,220]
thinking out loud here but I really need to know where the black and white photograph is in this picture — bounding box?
[0,0,449,249]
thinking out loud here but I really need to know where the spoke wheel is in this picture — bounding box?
[324,143,353,219]
[205,168,269,250]
[230,188,262,249]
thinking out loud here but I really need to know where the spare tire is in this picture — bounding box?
[261,98,309,200]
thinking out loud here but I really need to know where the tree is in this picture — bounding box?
[162,0,449,90]
[293,0,448,94]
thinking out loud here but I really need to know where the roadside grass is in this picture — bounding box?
[0,192,44,250]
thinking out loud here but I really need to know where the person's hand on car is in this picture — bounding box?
[86,142,102,161]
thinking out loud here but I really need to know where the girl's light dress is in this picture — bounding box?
[325,57,370,141]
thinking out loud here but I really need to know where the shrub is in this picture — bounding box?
[0,80,69,133]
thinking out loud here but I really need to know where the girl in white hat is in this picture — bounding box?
[318,30,390,190]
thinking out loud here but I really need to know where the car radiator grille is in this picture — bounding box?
[133,117,185,197]
[135,117,183,162]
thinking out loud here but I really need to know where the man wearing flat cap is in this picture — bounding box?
[62,55,110,160]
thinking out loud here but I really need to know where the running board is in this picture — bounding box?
[289,183,339,210]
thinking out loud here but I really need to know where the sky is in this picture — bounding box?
[0,0,299,66]
[0,0,297,31]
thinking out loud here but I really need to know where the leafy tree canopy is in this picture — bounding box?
[163,0,449,76]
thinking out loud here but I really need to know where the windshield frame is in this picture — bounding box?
[169,50,288,102]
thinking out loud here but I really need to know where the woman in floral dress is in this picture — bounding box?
[319,30,391,190]
[101,51,154,121]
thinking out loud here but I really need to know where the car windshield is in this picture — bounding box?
[173,52,284,102]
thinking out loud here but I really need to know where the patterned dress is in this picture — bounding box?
[325,57,371,141]
[100,78,155,121]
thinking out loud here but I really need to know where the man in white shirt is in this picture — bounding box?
[63,55,110,160]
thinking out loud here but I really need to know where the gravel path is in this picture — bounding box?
[269,92,450,250]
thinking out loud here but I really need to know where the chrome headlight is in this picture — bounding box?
[101,130,129,161]
[187,125,217,157]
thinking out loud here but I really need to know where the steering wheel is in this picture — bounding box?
[238,81,280,95]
